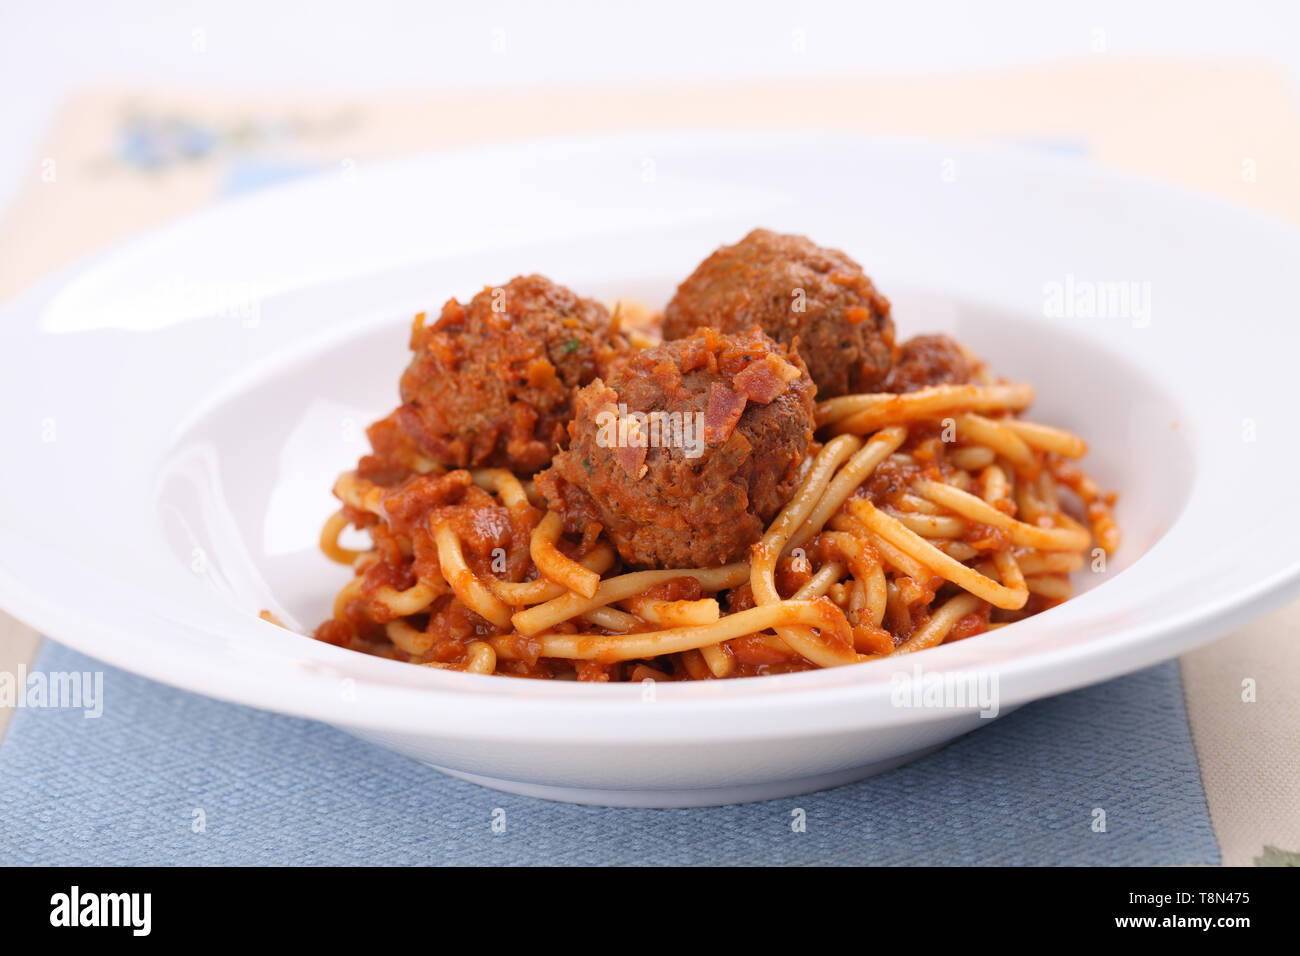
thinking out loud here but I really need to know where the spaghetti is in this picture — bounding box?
[308,375,1117,681]
[290,232,1118,681]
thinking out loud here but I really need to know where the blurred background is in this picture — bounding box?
[2,0,1299,306]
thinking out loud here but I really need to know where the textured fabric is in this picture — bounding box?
[0,641,1218,865]
[1180,601,1300,866]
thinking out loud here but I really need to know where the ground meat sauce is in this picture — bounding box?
[661,229,896,398]
[945,603,993,642]
[537,327,816,568]
[314,468,543,661]
[883,334,983,392]
[390,274,631,474]
[855,421,945,505]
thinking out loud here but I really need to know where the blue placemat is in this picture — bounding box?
[0,640,1217,865]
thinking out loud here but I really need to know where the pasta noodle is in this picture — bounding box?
[304,359,1117,680]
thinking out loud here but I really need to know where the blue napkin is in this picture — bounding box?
[0,639,1218,865]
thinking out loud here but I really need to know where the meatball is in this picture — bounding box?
[883,334,983,392]
[537,327,816,567]
[390,274,630,473]
[661,229,895,398]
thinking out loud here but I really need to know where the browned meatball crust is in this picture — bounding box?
[883,334,984,392]
[661,229,895,398]
[391,274,630,473]
[537,327,816,567]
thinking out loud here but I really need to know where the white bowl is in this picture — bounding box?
[2,131,1297,807]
